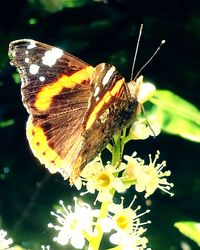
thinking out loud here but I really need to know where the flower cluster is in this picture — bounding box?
[49,196,150,250]
[0,229,13,250]
[49,151,173,249]
[76,157,127,203]
[48,198,99,249]
[124,151,174,198]
[100,196,151,250]
[48,81,174,249]
[76,151,173,202]
[41,246,50,250]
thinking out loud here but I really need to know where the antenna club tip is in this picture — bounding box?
[161,40,166,44]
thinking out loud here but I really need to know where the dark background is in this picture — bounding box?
[0,0,199,249]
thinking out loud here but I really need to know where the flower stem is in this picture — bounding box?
[88,131,123,250]
[88,202,109,250]
[112,132,121,166]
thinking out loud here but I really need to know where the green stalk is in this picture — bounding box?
[88,131,123,249]
[112,132,121,166]
[87,202,109,250]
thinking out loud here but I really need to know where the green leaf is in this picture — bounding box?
[0,119,14,127]
[149,90,200,142]
[13,246,27,250]
[107,246,121,250]
[12,72,21,84]
[28,18,38,25]
[63,0,90,8]
[34,0,90,13]
[174,221,200,246]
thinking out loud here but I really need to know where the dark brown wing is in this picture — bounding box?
[9,39,94,178]
[70,63,140,182]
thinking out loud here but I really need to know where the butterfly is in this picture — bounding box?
[8,39,142,183]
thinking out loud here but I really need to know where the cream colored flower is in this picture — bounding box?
[147,116,161,137]
[123,152,145,181]
[41,246,50,250]
[137,82,156,104]
[100,197,151,250]
[124,151,174,198]
[80,157,127,203]
[130,121,150,140]
[110,229,150,250]
[130,118,160,140]
[0,229,13,250]
[48,198,99,249]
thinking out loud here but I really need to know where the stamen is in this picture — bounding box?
[129,195,137,208]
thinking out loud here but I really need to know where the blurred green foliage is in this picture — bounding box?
[0,0,199,249]
[0,119,14,128]
[174,221,200,247]
[149,90,200,142]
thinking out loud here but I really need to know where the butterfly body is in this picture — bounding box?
[9,39,141,183]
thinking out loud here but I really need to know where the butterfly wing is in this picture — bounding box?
[9,39,94,178]
[70,63,140,182]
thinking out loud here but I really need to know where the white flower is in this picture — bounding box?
[124,151,174,198]
[130,118,160,140]
[48,198,99,249]
[147,116,161,137]
[110,229,150,250]
[130,120,151,140]
[79,157,127,203]
[0,229,13,250]
[41,245,50,250]
[100,197,151,250]
[137,82,156,104]
[123,152,145,180]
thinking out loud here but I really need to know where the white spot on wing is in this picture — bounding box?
[29,64,39,74]
[25,58,29,63]
[42,48,63,67]
[27,41,36,49]
[25,51,28,55]
[102,66,115,87]
[39,76,45,82]
[94,86,100,97]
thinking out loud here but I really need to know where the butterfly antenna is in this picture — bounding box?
[134,39,166,81]
[130,24,143,82]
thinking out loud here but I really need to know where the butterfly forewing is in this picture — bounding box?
[9,39,94,177]
[9,39,94,114]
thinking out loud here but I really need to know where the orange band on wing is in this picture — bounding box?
[86,78,124,130]
[35,66,94,111]
[26,116,63,173]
